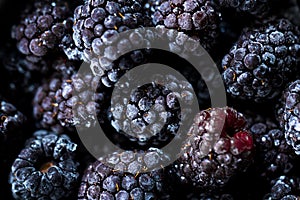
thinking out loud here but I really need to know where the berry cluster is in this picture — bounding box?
[0,0,300,199]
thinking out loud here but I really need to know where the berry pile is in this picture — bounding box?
[0,0,300,199]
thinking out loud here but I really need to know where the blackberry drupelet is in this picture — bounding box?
[99,49,151,87]
[9,130,80,200]
[264,176,300,200]
[170,107,254,190]
[72,0,152,63]
[144,0,165,16]
[78,149,171,199]
[33,67,107,134]
[152,0,221,51]
[277,80,300,155]
[247,114,297,180]
[214,0,270,18]
[222,18,300,102]
[11,0,75,61]
[109,74,195,148]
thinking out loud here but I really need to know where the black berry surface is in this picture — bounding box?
[33,67,107,134]
[78,148,171,200]
[72,0,152,63]
[222,18,300,102]
[9,130,80,200]
[169,107,254,190]
[152,0,221,51]
[277,80,300,155]
[11,0,74,61]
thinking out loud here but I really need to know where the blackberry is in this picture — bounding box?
[0,98,26,142]
[9,130,80,200]
[0,99,26,200]
[170,107,254,190]
[78,148,171,199]
[72,0,152,63]
[33,67,107,134]
[146,27,223,109]
[108,73,195,148]
[222,18,300,102]
[144,0,165,16]
[11,0,74,61]
[214,0,270,18]
[99,49,151,87]
[246,113,297,180]
[277,80,300,155]
[264,176,300,200]
[152,0,221,51]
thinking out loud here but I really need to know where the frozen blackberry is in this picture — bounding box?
[145,27,224,109]
[247,114,297,180]
[11,0,74,61]
[214,0,270,17]
[277,80,300,155]
[222,18,300,102]
[9,130,80,200]
[264,176,300,200]
[170,107,254,190]
[152,0,221,51]
[78,148,171,199]
[33,67,107,134]
[109,73,195,148]
[0,98,26,142]
[84,24,211,81]
[99,49,151,87]
[72,0,152,63]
